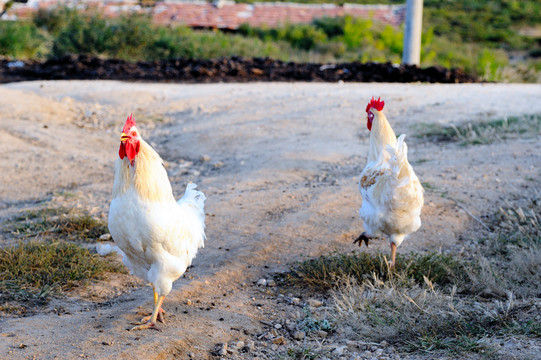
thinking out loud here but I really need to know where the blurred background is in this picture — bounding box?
[0,0,540,82]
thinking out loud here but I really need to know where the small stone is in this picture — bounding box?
[266,279,276,287]
[285,321,296,332]
[379,340,389,347]
[256,279,267,286]
[235,341,245,349]
[272,336,286,345]
[308,299,324,308]
[374,348,384,356]
[188,352,195,358]
[99,233,111,241]
[362,350,372,358]
[213,161,224,168]
[332,345,347,356]
[216,343,227,356]
[201,155,211,162]
[316,330,328,337]
[292,330,305,340]
[242,340,255,353]
[291,297,301,306]
[186,299,192,306]
[274,323,282,329]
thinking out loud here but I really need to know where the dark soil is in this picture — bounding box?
[0,55,478,84]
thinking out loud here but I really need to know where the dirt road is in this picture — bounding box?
[0,81,540,359]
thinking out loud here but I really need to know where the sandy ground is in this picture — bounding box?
[0,81,540,359]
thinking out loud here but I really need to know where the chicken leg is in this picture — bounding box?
[389,242,397,269]
[139,287,166,324]
[131,294,166,331]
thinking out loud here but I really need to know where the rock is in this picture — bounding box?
[272,336,286,345]
[213,161,224,168]
[266,279,276,287]
[274,323,282,329]
[187,352,195,358]
[308,299,324,308]
[256,278,267,286]
[99,233,111,241]
[215,343,227,356]
[285,320,296,332]
[374,348,384,356]
[291,297,301,306]
[332,345,347,356]
[242,340,255,353]
[201,154,211,162]
[292,330,305,340]
[361,350,372,358]
[316,330,328,337]
[379,340,389,347]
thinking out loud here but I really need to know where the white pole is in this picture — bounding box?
[402,0,423,66]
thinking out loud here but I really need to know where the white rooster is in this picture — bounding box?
[354,97,423,268]
[108,114,206,331]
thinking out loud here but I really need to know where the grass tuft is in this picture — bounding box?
[415,114,541,145]
[279,251,470,293]
[0,241,125,307]
[10,207,109,242]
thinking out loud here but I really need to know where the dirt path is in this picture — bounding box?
[0,81,540,359]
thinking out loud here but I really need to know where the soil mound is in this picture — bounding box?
[0,55,478,84]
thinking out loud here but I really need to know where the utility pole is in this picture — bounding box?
[402,0,423,66]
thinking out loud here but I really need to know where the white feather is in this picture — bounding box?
[359,110,423,247]
[108,140,206,297]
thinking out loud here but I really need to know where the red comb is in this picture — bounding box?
[366,97,385,112]
[122,113,136,133]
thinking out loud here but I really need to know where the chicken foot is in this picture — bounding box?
[353,232,371,247]
[131,295,166,331]
[138,288,166,324]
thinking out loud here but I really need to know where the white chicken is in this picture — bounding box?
[354,97,423,268]
[108,114,206,331]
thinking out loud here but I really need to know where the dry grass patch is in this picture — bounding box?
[0,241,125,312]
[415,114,541,145]
[1,207,123,314]
[277,192,541,356]
[9,207,109,242]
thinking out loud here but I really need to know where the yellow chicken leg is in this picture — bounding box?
[131,295,166,331]
[389,242,397,269]
[139,287,166,324]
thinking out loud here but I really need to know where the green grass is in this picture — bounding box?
[10,207,109,242]
[415,114,541,145]
[279,251,471,293]
[0,241,124,307]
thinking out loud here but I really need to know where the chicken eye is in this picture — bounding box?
[131,131,137,136]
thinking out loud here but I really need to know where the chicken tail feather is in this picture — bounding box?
[178,183,206,211]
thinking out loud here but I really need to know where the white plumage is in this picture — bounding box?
[356,98,423,267]
[108,115,205,330]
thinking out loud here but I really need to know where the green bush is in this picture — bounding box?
[0,21,45,58]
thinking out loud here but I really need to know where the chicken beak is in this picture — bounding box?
[120,132,129,142]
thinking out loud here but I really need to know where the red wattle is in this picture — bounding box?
[119,143,126,159]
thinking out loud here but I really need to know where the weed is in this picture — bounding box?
[415,114,541,145]
[286,345,330,360]
[0,241,125,307]
[298,306,333,335]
